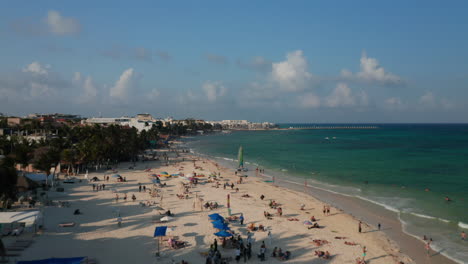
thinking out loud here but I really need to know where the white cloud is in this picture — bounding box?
[271,50,313,92]
[341,52,401,85]
[110,68,135,100]
[73,72,98,103]
[23,61,50,75]
[46,10,81,35]
[29,82,52,97]
[205,53,228,65]
[298,93,321,108]
[419,91,435,106]
[134,47,153,62]
[202,81,227,102]
[72,72,82,83]
[147,89,160,100]
[325,83,356,107]
[237,56,272,72]
[384,97,406,110]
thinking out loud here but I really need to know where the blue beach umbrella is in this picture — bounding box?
[160,171,169,175]
[111,174,121,178]
[214,230,233,237]
[213,222,230,230]
[209,213,224,221]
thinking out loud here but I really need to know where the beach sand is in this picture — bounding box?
[5,150,453,264]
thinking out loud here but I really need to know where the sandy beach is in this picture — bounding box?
[3,149,456,264]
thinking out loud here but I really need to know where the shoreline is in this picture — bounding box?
[8,148,458,264]
[191,151,460,264]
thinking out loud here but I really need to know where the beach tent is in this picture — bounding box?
[214,230,233,237]
[0,210,43,233]
[17,257,87,264]
[24,173,53,183]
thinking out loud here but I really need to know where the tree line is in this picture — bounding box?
[0,118,214,202]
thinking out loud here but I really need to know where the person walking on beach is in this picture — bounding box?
[378,223,381,230]
[462,231,466,240]
[117,216,122,227]
[139,184,142,192]
[213,238,218,251]
[115,194,119,202]
[132,194,136,202]
[362,246,367,261]
[143,185,146,192]
[124,193,127,202]
[240,214,244,225]
[425,241,431,256]
[358,221,362,233]
[268,230,272,245]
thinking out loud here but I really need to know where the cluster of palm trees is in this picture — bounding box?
[0,119,214,201]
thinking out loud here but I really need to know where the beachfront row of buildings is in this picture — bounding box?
[83,114,277,131]
[1,113,276,134]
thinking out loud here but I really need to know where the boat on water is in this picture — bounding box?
[237,146,248,172]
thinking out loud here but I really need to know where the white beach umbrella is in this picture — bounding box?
[160,216,173,222]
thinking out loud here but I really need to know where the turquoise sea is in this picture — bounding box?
[185,124,468,263]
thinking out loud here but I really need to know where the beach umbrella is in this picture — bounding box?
[153,226,168,257]
[214,230,233,237]
[111,174,121,178]
[303,220,313,226]
[160,171,169,175]
[213,222,230,230]
[208,213,224,221]
[160,216,173,222]
[211,220,225,226]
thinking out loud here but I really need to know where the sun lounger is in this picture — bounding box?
[59,222,76,227]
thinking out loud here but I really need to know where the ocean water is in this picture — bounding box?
[185,124,468,263]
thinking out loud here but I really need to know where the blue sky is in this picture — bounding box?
[1,0,467,122]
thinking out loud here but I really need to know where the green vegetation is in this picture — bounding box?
[0,119,213,199]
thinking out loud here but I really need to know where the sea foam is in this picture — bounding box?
[458,222,468,229]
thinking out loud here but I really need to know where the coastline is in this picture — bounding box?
[191,150,460,264]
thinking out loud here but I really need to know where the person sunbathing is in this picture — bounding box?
[308,223,320,229]
[323,251,330,259]
[345,241,358,245]
[281,251,291,260]
[287,218,299,221]
[356,257,367,264]
[247,223,256,231]
[315,251,325,258]
[258,224,266,231]
[241,194,251,198]
[334,236,347,239]
[310,216,317,222]
[264,211,272,218]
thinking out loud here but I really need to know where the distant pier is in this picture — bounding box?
[285,125,379,130]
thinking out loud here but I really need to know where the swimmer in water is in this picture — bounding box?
[445,196,452,202]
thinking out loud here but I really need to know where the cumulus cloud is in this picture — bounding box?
[271,50,313,92]
[134,47,153,62]
[146,89,160,100]
[202,81,227,102]
[45,10,81,35]
[325,83,356,107]
[205,53,228,65]
[73,72,97,103]
[237,56,272,72]
[109,68,136,101]
[419,91,435,106]
[384,97,406,110]
[341,52,401,85]
[298,93,321,108]
[23,62,50,75]
[156,51,172,62]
